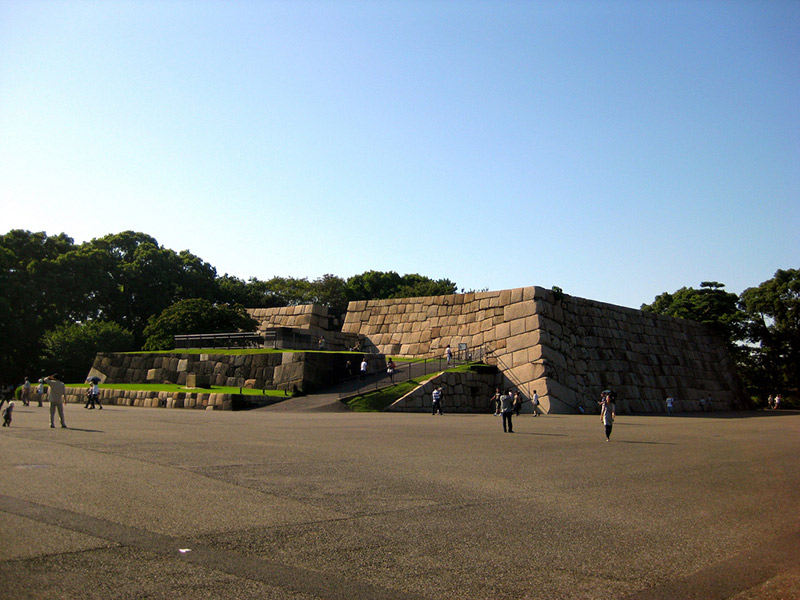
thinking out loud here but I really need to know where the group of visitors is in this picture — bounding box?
[84,379,102,410]
[0,373,110,429]
[485,388,541,433]
[13,377,47,407]
[2,374,71,428]
[344,357,371,379]
[698,395,714,411]
[665,393,716,414]
[467,386,616,440]
[766,394,782,410]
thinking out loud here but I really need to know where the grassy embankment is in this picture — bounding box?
[345,363,481,412]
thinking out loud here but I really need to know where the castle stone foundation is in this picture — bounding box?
[343,286,747,414]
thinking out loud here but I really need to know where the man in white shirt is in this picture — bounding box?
[44,374,67,428]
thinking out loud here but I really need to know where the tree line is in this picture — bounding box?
[1,229,796,401]
[0,230,456,382]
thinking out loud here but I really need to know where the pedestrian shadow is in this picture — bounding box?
[515,432,569,437]
[63,427,105,433]
[615,440,676,446]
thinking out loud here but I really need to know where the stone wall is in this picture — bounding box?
[246,305,359,350]
[247,305,331,334]
[62,387,280,411]
[85,287,747,414]
[342,287,747,414]
[88,351,361,394]
[387,370,498,413]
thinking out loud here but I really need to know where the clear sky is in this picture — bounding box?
[1,0,797,309]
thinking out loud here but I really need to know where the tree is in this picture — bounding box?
[216,274,259,306]
[0,230,76,384]
[345,271,456,302]
[142,298,257,351]
[346,270,404,301]
[740,269,800,395]
[76,231,219,343]
[41,321,134,382]
[393,274,457,299]
[308,274,349,314]
[641,282,746,353]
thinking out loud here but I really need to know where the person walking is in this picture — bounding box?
[500,389,514,433]
[665,394,674,415]
[513,390,522,416]
[445,345,453,365]
[490,388,501,416]
[360,358,368,379]
[2,401,14,427]
[0,384,11,411]
[386,358,396,383]
[44,374,68,428]
[36,379,45,407]
[85,382,94,409]
[432,387,443,415]
[85,380,102,410]
[531,390,540,416]
[22,377,31,406]
[601,391,616,441]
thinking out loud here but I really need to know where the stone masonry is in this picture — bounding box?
[342,286,747,414]
[88,351,364,395]
[246,305,358,350]
[85,286,747,414]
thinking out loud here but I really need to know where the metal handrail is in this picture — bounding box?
[173,332,263,349]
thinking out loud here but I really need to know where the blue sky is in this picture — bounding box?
[1,0,797,309]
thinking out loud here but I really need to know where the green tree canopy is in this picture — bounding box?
[41,321,135,382]
[142,298,257,351]
[740,268,800,394]
[345,270,457,302]
[1,230,464,382]
[0,230,77,383]
[80,231,219,341]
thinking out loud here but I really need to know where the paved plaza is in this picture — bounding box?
[1,403,798,599]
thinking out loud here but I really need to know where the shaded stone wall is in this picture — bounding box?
[342,287,747,414]
[530,289,747,414]
[63,387,240,410]
[387,371,498,413]
[62,387,286,410]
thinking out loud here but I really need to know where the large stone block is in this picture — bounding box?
[504,301,536,322]
[507,331,541,354]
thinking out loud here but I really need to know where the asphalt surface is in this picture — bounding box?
[1,402,798,600]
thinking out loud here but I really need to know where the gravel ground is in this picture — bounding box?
[1,404,798,599]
